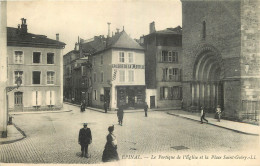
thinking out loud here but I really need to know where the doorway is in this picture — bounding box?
[150,96,155,108]
[14,92,23,111]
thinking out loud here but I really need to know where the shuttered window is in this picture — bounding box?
[32,91,42,106]
[46,91,55,105]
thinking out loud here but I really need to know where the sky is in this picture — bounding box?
[7,0,182,54]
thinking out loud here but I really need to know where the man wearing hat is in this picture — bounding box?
[78,123,92,158]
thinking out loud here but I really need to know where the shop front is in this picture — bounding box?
[116,86,146,109]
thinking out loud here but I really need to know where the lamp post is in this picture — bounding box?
[5,77,22,134]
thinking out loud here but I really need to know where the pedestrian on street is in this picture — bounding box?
[102,125,119,162]
[78,123,92,158]
[144,102,148,117]
[216,105,222,122]
[80,100,86,112]
[117,106,124,126]
[104,101,108,113]
[200,107,208,124]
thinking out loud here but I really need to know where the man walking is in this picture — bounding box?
[144,102,148,117]
[200,107,208,124]
[117,107,124,126]
[78,123,92,158]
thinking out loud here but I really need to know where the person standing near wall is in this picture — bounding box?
[216,105,222,122]
[104,101,108,113]
[144,102,148,117]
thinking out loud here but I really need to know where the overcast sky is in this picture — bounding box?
[7,0,182,54]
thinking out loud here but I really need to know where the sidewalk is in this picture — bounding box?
[0,124,25,145]
[167,110,260,136]
[64,101,180,114]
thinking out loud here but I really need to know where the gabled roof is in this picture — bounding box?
[108,31,144,50]
[7,27,66,49]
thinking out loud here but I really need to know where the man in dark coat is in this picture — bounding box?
[80,100,86,112]
[104,101,108,113]
[117,107,124,126]
[78,123,92,157]
[144,102,148,117]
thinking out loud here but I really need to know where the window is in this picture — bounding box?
[119,52,124,63]
[101,55,103,65]
[169,68,178,81]
[128,53,134,63]
[160,87,169,100]
[32,71,41,84]
[47,71,55,84]
[202,21,206,39]
[119,70,125,82]
[33,52,41,63]
[162,68,168,81]
[14,71,23,85]
[101,72,104,83]
[172,52,178,63]
[172,86,182,99]
[93,73,96,82]
[128,70,134,82]
[160,86,182,100]
[93,57,96,66]
[47,53,54,64]
[46,91,55,105]
[161,51,168,62]
[32,91,42,106]
[168,52,172,62]
[94,90,97,100]
[14,51,23,64]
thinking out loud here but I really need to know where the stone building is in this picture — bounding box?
[7,18,65,111]
[181,0,260,122]
[88,30,146,110]
[143,22,182,108]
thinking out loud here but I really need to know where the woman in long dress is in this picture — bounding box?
[102,125,119,162]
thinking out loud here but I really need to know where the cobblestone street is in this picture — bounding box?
[0,104,259,164]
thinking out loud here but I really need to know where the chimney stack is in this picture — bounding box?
[107,22,111,37]
[20,18,27,34]
[56,33,59,41]
[149,21,156,34]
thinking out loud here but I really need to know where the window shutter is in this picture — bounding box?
[160,87,163,99]
[37,91,42,105]
[32,91,36,106]
[51,91,56,105]
[169,87,173,100]
[176,52,178,62]
[46,91,50,105]
[179,69,182,81]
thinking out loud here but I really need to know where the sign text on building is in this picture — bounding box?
[112,64,145,69]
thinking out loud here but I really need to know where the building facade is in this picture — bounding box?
[7,19,65,112]
[143,22,182,108]
[182,0,260,122]
[90,31,146,110]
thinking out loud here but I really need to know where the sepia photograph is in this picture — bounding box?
[0,0,259,165]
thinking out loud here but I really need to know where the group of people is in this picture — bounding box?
[78,123,119,162]
[200,105,222,124]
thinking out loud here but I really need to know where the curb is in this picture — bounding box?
[0,123,26,145]
[167,112,259,136]
[9,109,72,115]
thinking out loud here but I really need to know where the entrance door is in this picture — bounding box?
[150,96,155,108]
[14,92,23,111]
[104,89,110,108]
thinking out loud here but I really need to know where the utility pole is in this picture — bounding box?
[0,0,8,138]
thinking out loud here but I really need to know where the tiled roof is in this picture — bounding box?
[81,30,144,55]
[149,26,182,35]
[7,27,66,49]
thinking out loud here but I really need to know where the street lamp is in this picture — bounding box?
[5,77,22,131]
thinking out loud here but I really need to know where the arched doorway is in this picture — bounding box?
[191,49,224,112]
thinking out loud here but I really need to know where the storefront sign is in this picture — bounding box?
[112,64,145,69]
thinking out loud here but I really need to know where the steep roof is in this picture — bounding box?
[7,27,66,49]
[108,31,144,50]
[146,26,182,36]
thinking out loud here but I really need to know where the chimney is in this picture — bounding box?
[56,33,59,41]
[149,21,156,34]
[107,22,111,37]
[20,18,27,34]
[16,24,20,34]
[75,42,79,51]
